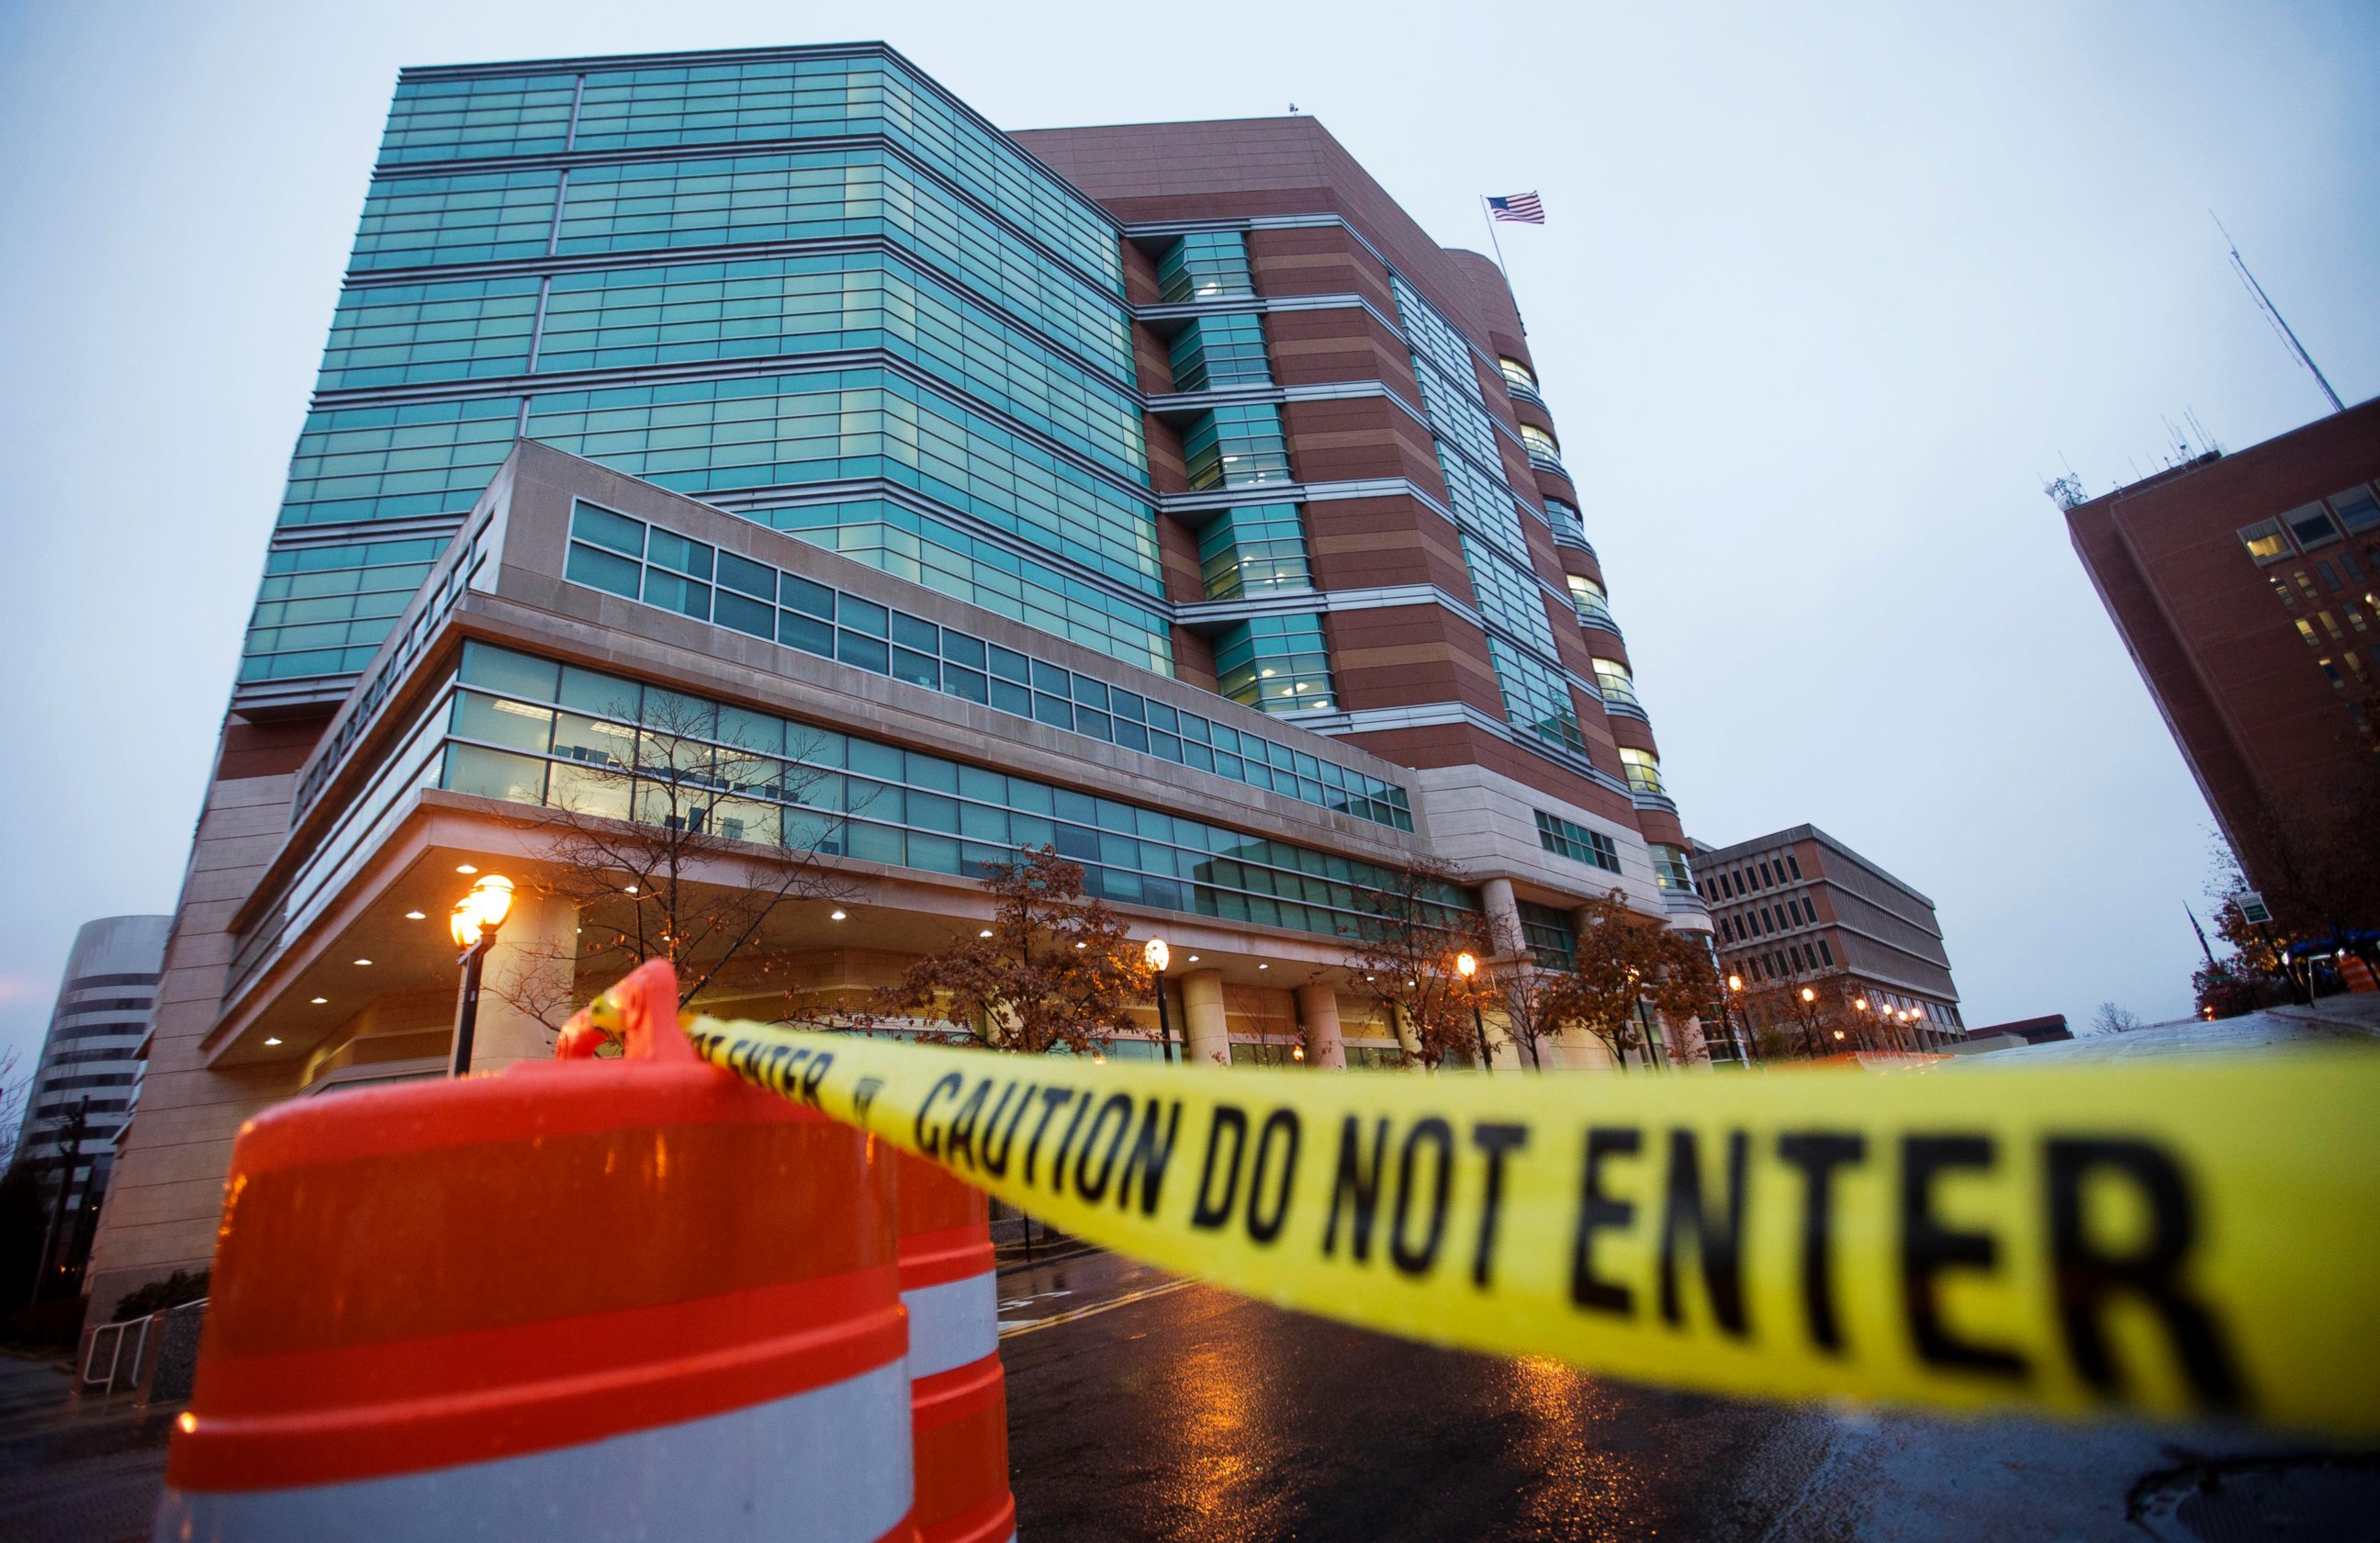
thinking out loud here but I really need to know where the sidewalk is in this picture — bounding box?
[0,1352,173,1543]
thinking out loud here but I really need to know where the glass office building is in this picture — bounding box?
[88,45,1712,1315]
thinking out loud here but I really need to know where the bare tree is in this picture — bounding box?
[1342,855,1481,1069]
[490,690,857,1027]
[2091,1002,2147,1035]
[871,847,1150,1056]
[1531,890,1715,1070]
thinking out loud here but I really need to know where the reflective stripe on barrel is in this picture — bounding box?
[898,1154,1015,1543]
[156,1053,912,1542]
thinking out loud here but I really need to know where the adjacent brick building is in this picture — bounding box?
[1693,825,1963,1047]
[2063,399,2380,880]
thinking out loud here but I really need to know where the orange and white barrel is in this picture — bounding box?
[154,979,911,1542]
[896,1153,1015,1543]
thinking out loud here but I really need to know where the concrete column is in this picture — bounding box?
[1481,876,1524,952]
[1295,981,1346,1070]
[474,892,578,1067]
[1180,968,1230,1069]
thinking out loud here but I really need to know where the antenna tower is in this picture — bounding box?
[2214,214,2344,414]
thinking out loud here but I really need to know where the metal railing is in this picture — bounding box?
[81,1312,153,1396]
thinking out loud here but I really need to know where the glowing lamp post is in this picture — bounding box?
[1144,937,1175,1064]
[1455,952,1493,1075]
[447,873,515,1076]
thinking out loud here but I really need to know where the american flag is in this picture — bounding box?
[1487,192,1544,224]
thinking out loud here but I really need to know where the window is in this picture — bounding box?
[1619,747,1664,795]
[1517,901,1577,969]
[1498,356,1541,402]
[2238,520,2293,565]
[1488,639,1586,753]
[2285,503,2341,550]
[1519,423,1565,473]
[1786,853,1802,879]
[1213,614,1336,714]
[1196,504,1311,599]
[1534,810,1621,873]
[2332,486,2380,535]
[1158,231,1255,302]
[1543,498,1589,546]
[1182,404,1292,490]
[1463,538,1558,650]
[1168,313,1271,392]
[1650,844,1694,892]
[443,643,1464,945]
[1590,658,1640,708]
[554,508,1409,828]
[1566,574,1613,624]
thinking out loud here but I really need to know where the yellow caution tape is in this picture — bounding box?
[683,1013,2380,1436]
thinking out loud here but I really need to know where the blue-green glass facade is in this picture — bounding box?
[432,640,1454,941]
[244,45,1163,687]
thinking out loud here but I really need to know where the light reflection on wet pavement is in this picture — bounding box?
[992,1251,2380,1542]
[996,1252,1802,1542]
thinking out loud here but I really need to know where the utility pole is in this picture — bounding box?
[29,1098,90,1309]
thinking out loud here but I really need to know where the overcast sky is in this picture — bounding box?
[0,0,2372,1076]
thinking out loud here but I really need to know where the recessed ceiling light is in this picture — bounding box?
[456,863,477,874]
[979,929,994,939]
[354,958,372,966]
[624,884,638,895]
[1188,955,1199,963]
[830,909,848,921]
[1258,963,1269,970]
[404,910,426,920]
[310,997,328,1005]
[264,1037,282,1047]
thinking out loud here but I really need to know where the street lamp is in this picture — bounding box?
[1455,952,1493,1075]
[1720,973,1755,1065]
[447,873,515,1076]
[1144,937,1175,1064]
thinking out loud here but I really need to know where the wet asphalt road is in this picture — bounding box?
[993,1250,2380,1543]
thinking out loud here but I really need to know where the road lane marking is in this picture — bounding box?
[996,1278,1198,1339]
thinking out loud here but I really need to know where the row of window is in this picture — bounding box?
[35,1098,127,1118]
[34,1072,135,1096]
[51,1021,152,1044]
[2267,551,2371,615]
[446,642,1458,939]
[244,539,448,680]
[324,251,1146,483]
[563,503,1411,827]
[380,56,1124,291]
[1533,809,1622,873]
[1701,850,1802,900]
[1718,893,1816,945]
[1734,940,1835,982]
[2238,481,2380,565]
[750,497,1172,671]
[283,369,1165,600]
[355,149,1131,375]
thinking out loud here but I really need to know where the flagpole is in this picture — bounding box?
[1477,196,1510,277]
